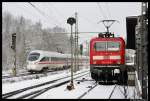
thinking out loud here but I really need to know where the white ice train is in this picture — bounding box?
[26,50,89,73]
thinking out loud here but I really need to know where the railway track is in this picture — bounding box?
[2,69,70,84]
[2,70,89,99]
[108,84,117,99]
[78,82,117,99]
[2,72,30,79]
[78,83,98,99]
[2,69,63,79]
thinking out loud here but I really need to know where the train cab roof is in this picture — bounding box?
[29,50,64,57]
[90,36,124,43]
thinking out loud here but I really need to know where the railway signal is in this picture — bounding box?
[11,33,17,76]
[66,17,76,90]
[80,44,83,55]
[11,33,16,50]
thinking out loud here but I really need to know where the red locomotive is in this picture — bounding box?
[90,32,127,84]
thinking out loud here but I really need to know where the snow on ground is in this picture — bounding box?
[82,85,116,99]
[8,70,90,99]
[2,68,27,77]
[111,86,140,99]
[34,75,140,99]
[2,67,89,94]
[35,74,95,99]
[2,65,140,99]
[2,64,89,84]
[2,69,68,84]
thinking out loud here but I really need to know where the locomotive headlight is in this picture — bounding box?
[114,69,120,74]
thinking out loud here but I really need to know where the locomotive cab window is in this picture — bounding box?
[94,42,106,51]
[93,41,120,51]
[107,42,120,51]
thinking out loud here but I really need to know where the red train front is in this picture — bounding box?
[90,33,127,84]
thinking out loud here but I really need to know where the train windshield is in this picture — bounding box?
[94,41,120,51]
[28,53,40,61]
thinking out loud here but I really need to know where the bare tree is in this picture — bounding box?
[2,11,71,71]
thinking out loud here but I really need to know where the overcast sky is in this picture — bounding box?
[2,2,142,48]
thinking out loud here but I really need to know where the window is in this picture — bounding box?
[40,57,49,62]
[94,42,106,51]
[107,42,120,51]
[51,57,58,61]
[93,41,120,51]
[51,57,66,61]
[28,53,40,61]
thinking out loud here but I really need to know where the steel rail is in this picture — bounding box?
[2,70,89,99]
[108,84,117,99]
[78,83,98,99]
[18,72,89,99]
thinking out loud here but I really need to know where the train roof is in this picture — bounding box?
[30,50,60,54]
[29,50,64,57]
[90,37,125,44]
[29,50,89,58]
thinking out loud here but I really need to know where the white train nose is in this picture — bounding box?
[27,64,36,70]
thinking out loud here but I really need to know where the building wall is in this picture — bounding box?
[126,16,138,49]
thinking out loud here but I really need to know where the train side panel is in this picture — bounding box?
[26,50,89,73]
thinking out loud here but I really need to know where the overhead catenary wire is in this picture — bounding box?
[13,3,58,29]
[97,2,108,20]
[48,3,66,20]
[28,2,62,27]
[79,14,105,31]
[15,3,36,19]
[46,3,71,30]
[28,2,106,34]
[28,2,68,52]
[96,2,120,33]
[105,2,112,20]
[26,3,117,42]
[41,3,65,27]
[97,2,112,32]
[44,2,76,30]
